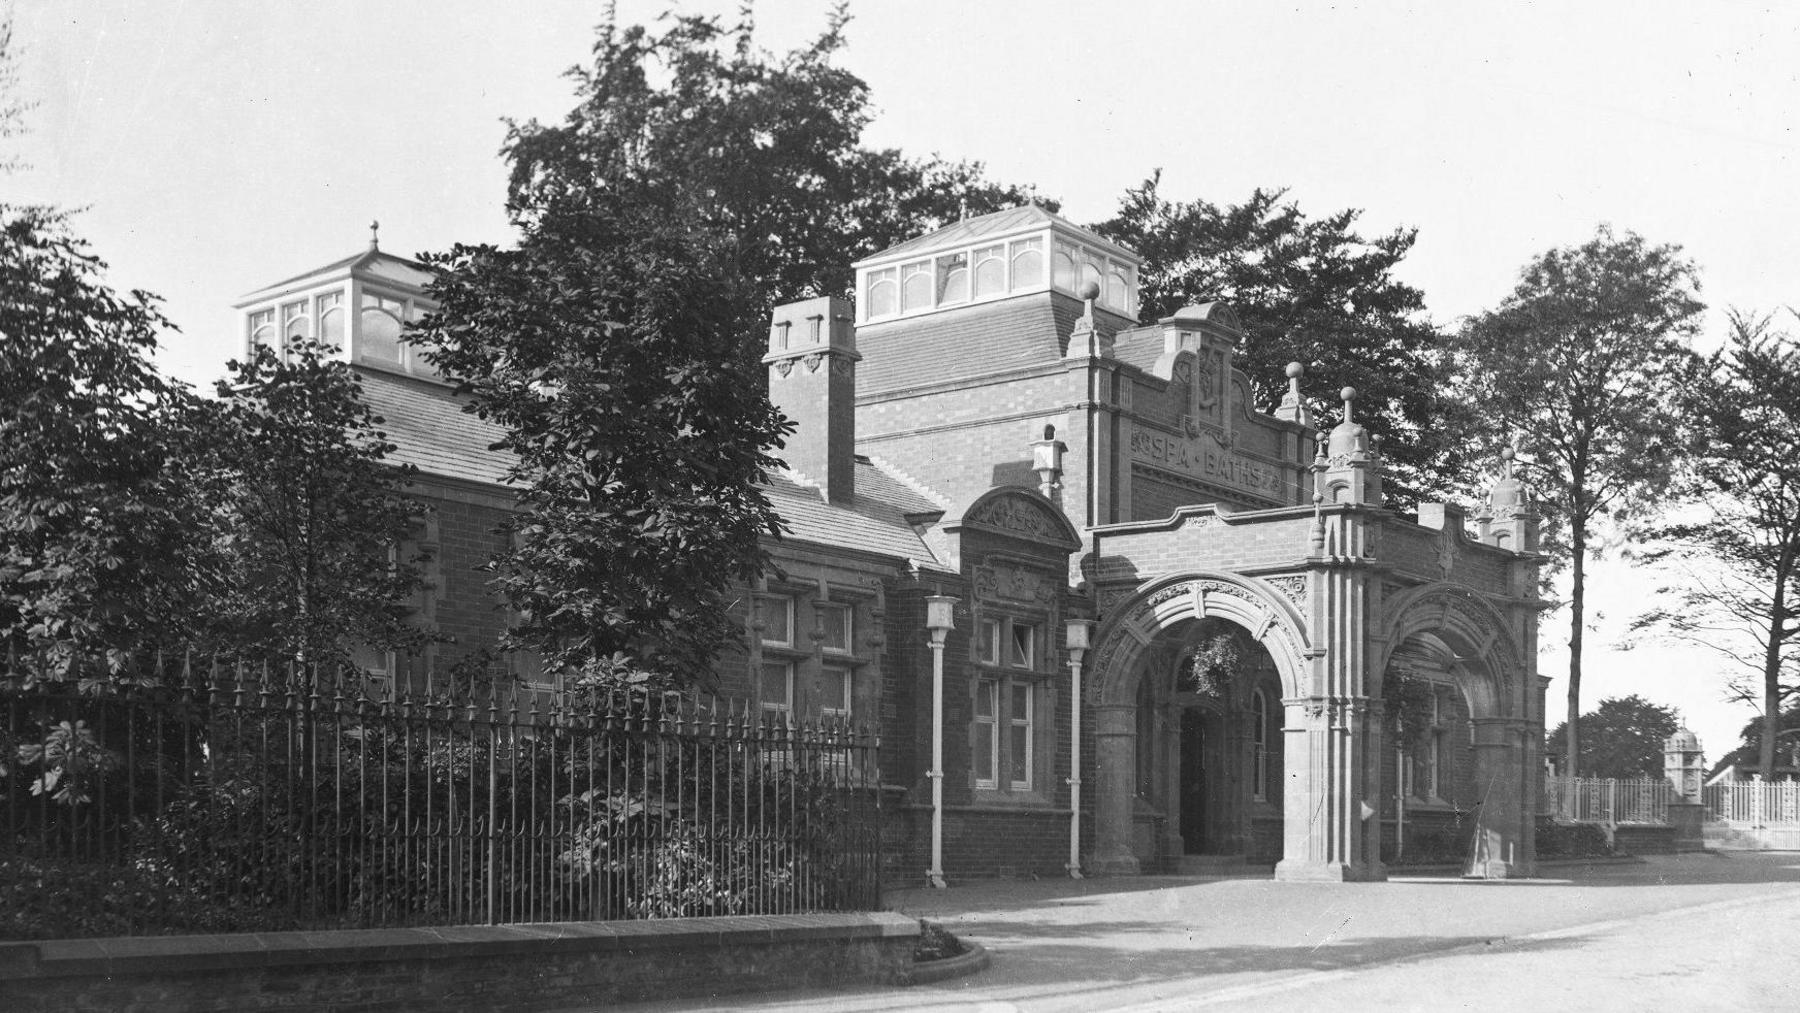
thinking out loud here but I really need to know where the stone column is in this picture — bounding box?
[1092,702,1141,874]
[1275,520,1385,882]
[1467,718,1527,877]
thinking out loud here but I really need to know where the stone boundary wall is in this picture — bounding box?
[0,913,919,1012]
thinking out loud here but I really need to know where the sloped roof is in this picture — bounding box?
[855,291,1131,393]
[765,467,949,572]
[352,369,945,570]
[237,247,436,306]
[355,369,512,487]
[856,204,1141,268]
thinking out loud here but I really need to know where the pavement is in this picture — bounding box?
[612,852,1800,1012]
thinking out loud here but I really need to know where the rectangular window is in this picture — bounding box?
[1009,682,1033,790]
[760,661,793,713]
[973,679,998,788]
[822,665,852,717]
[759,596,794,647]
[818,602,852,654]
[978,618,1001,666]
[1010,622,1036,669]
[1425,692,1443,798]
[351,642,393,688]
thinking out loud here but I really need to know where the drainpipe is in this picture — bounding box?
[925,595,957,889]
[1065,619,1094,878]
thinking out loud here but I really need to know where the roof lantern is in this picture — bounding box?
[233,222,441,382]
[851,205,1143,326]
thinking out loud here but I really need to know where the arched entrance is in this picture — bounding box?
[1376,583,1535,877]
[1088,574,1309,874]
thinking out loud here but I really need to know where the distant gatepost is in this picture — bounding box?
[1664,728,1708,852]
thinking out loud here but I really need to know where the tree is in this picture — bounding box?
[503,7,1049,314]
[1628,311,1800,778]
[413,8,1043,684]
[1545,695,1681,779]
[176,341,431,671]
[1708,702,1800,780]
[1092,172,1469,507]
[1454,226,1702,777]
[0,203,193,683]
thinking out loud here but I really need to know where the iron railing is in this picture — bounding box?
[1541,775,1671,825]
[1,654,881,940]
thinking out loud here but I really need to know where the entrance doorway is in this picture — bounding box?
[1179,706,1227,854]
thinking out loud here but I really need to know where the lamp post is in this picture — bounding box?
[925,595,957,889]
[1064,618,1094,879]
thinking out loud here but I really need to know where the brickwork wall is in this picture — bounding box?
[421,487,513,666]
[889,804,1075,880]
[1090,512,1316,585]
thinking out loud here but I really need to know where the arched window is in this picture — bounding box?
[936,252,968,305]
[1105,266,1129,312]
[359,292,406,364]
[973,244,1005,297]
[317,291,345,347]
[1052,241,1078,291]
[1252,689,1271,801]
[865,268,897,318]
[248,308,276,356]
[900,261,932,312]
[282,300,309,349]
[1078,252,1103,295]
[1009,237,1043,290]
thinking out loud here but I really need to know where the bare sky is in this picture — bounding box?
[12,0,1799,759]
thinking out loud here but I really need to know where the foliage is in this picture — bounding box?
[1179,633,1242,698]
[1092,173,1468,507]
[1627,311,1800,778]
[501,6,1052,313]
[0,203,193,682]
[1382,665,1439,750]
[1385,816,1472,866]
[915,920,966,962]
[1533,818,1615,860]
[416,8,1044,684]
[173,341,431,669]
[1707,702,1800,779]
[1544,695,1680,779]
[1454,225,1704,776]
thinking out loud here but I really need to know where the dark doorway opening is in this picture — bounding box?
[1180,705,1224,856]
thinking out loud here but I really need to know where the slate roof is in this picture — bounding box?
[856,291,1132,393]
[355,368,513,487]
[765,467,949,572]
[352,369,945,569]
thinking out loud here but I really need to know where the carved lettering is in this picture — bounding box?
[1129,424,1285,503]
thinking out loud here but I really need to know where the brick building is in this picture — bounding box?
[236,206,1547,883]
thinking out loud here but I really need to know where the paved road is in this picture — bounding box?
[615,852,1800,1012]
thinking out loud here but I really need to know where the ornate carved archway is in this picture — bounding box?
[1087,572,1312,874]
[1093,572,1312,707]
[1377,582,1524,717]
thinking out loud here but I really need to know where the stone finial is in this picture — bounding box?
[1320,385,1383,507]
[369,220,380,250]
[1480,445,1541,552]
[1065,280,1112,360]
[1327,386,1370,459]
[1275,361,1313,427]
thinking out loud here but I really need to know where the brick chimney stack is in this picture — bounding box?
[764,296,859,504]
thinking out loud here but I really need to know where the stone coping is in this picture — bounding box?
[0,912,919,981]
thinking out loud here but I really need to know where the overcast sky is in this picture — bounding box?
[12,0,1799,760]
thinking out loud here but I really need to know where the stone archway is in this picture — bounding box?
[1378,583,1536,877]
[1088,573,1311,874]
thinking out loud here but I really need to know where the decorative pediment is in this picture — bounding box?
[944,488,1082,552]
